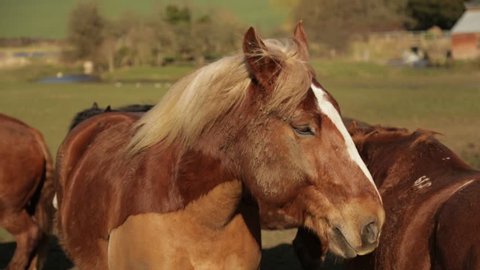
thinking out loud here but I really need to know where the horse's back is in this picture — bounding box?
[434,177,480,270]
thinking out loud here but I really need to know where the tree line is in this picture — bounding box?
[66,0,468,69]
[65,2,243,72]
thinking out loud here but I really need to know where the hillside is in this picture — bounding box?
[0,0,289,39]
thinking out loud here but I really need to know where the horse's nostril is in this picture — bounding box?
[361,221,379,245]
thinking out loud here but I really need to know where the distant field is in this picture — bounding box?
[2,61,478,167]
[0,0,288,39]
[0,61,479,269]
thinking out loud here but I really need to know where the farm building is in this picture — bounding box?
[451,1,480,60]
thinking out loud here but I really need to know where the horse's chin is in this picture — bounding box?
[327,227,359,258]
[327,226,378,259]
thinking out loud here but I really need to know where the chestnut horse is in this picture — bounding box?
[55,24,384,269]
[0,113,55,270]
[294,120,480,270]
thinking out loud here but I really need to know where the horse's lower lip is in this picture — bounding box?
[332,227,358,258]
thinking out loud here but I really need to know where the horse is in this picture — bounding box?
[68,103,154,131]
[293,120,480,270]
[0,113,55,270]
[55,23,384,269]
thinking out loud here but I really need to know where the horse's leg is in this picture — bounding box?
[0,210,41,270]
[28,186,55,270]
[62,234,109,270]
[27,234,49,270]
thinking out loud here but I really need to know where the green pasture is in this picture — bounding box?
[0,61,479,269]
[1,61,479,168]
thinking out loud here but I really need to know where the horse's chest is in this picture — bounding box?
[108,212,261,270]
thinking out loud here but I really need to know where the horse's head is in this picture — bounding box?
[128,22,384,258]
[233,23,385,258]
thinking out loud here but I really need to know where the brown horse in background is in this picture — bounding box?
[294,120,480,270]
[55,24,384,269]
[0,113,55,270]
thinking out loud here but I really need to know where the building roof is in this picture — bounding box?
[452,5,480,34]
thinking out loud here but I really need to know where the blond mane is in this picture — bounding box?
[129,38,312,153]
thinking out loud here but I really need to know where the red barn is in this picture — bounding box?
[451,2,480,60]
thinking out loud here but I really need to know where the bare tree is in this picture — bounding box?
[295,0,406,52]
[66,1,105,64]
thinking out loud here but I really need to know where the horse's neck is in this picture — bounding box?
[365,138,474,191]
[139,143,250,226]
[170,145,259,231]
[173,144,237,203]
[182,180,244,227]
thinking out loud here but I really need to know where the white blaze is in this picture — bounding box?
[311,83,382,201]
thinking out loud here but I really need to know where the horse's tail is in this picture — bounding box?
[31,129,55,235]
[27,128,55,269]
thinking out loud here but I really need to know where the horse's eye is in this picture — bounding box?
[292,125,315,136]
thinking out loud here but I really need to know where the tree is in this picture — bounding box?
[164,5,195,62]
[294,0,406,51]
[66,1,105,62]
[65,2,245,68]
[405,0,465,30]
[191,10,243,64]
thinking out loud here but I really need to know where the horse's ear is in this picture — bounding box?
[293,21,309,61]
[243,27,281,91]
[92,102,99,109]
[105,105,112,112]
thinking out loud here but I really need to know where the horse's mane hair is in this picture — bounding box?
[348,120,473,170]
[129,38,312,153]
[348,121,440,147]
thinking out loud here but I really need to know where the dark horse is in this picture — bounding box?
[68,103,153,131]
[55,24,384,269]
[0,113,55,270]
[294,120,480,270]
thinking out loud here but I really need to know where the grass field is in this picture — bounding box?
[0,61,479,269]
[0,0,288,39]
[1,61,479,167]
